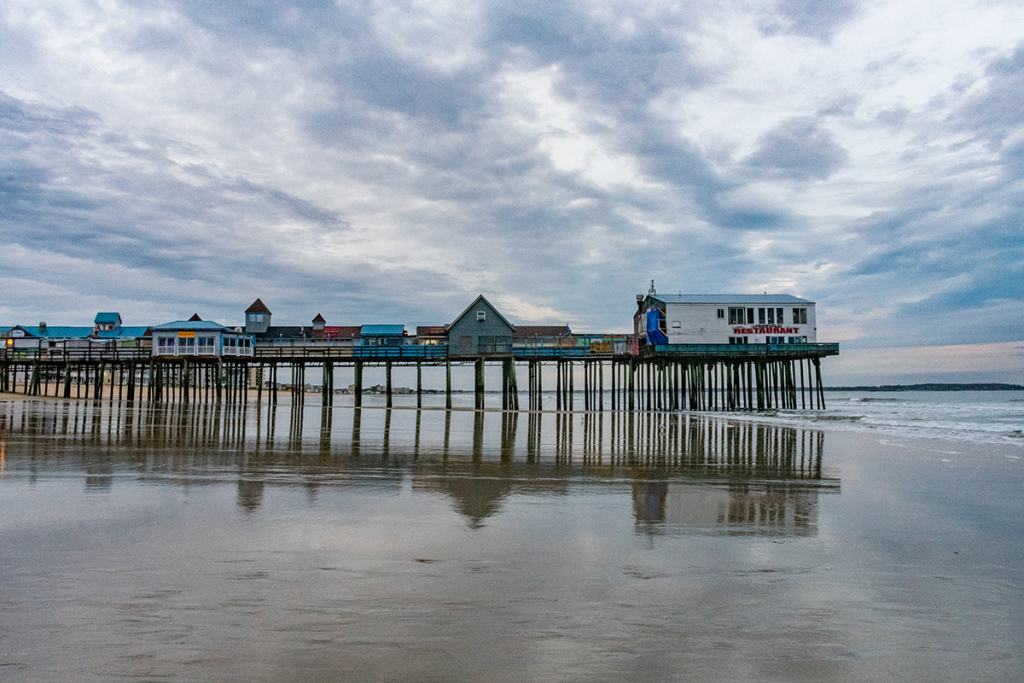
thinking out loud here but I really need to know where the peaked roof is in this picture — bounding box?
[245,298,272,315]
[449,295,515,330]
[312,313,326,323]
[2,325,93,339]
[188,313,203,321]
[151,320,241,332]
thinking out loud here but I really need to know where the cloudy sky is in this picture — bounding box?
[1,0,1021,384]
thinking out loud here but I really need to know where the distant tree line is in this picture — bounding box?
[825,383,1023,391]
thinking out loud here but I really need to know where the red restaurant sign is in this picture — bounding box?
[733,326,800,334]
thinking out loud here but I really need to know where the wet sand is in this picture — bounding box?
[0,397,1021,682]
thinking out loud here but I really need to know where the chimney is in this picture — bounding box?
[39,321,47,335]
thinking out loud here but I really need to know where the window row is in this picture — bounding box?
[156,336,250,348]
[728,307,808,325]
[730,335,809,345]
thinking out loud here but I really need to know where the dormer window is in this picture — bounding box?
[477,311,486,321]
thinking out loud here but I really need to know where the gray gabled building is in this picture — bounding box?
[447,295,515,358]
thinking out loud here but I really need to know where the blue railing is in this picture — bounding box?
[350,346,448,359]
[650,343,839,356]
[512,348,589,358]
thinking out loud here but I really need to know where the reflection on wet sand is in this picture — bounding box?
[0,399,837,536]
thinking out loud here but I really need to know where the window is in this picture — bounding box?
[777,308,784,324]
[478,335,512,353]
[767,308,775,324]
[256,314,263,323]
[198,336,214,348]
[158,337,175,348]
[747,308,754,324]
[671,321,681,328]
[758,308,766,324]
[728,307,746,324]
[729,336,749,345]
[476,311,486,321]
[793,308,807,324]
[717,309,724,319]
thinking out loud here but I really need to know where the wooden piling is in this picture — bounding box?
[474,358,485,410]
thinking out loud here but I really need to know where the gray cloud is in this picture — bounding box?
[0,0,1020,381]
[955,43,1024,146]
[875,106,911,130]
[817,92,861,117]
[760,0,860,41]
[744,117,849,181]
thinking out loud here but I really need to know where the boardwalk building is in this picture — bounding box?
[447,295,515,358]
[636,293,816,347]
[151,321,254,358]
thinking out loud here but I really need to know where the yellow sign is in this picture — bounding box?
[178,331,196,338]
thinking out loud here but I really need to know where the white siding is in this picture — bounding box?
[664,301,816,344]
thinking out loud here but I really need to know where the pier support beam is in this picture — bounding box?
[445,360,452,409]
[474,358,485,410]
[353,361,363,407]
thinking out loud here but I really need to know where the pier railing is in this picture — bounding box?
[2,338,840,363]
[646,343,839,358]
[1,341,150,362]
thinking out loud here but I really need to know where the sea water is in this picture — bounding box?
[0,394,1021,682]
[722,390,1024,449]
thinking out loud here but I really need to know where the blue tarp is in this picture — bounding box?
[646,309,668,345]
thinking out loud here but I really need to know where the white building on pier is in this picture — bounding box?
[636,293,817,346]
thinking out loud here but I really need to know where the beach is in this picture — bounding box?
[0,393,1021,681]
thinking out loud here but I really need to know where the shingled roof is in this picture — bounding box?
[245,298,272,315]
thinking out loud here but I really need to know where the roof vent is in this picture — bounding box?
[39,322,47,333]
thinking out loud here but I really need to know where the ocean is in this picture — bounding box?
[0,392,1021,682]
[728,390,1024,450]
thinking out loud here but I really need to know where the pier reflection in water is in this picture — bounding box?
[0,398,836,536]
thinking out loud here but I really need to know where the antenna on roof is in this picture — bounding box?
[649,279,656,295]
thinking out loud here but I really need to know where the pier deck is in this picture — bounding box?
[2,337,837,413]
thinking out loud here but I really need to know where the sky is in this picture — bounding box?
[0,0,1021,385]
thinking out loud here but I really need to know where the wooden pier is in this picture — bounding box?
[0,339,839,411]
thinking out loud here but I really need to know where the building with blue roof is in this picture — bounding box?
[93,312,122,334]
[151,320,254,358]
[359,324,406,346]
[1,324,94,340]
